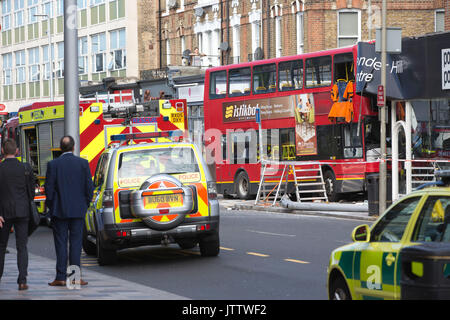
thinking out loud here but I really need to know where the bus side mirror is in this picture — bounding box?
[352,224,370,242]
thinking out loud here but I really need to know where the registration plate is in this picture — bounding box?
[143,194,183,208]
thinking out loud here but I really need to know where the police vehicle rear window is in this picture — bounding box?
[117,147,201,187]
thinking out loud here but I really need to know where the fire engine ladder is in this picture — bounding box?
[255,163,289,206]
[290,164,328,202]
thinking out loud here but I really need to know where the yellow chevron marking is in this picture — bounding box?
[80,103,102,134]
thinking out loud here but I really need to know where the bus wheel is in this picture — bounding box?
[324,170,339,202]
[235,171,251,200]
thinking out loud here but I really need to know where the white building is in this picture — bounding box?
[0,0,139,112]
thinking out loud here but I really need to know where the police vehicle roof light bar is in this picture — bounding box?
[110,130,184,142]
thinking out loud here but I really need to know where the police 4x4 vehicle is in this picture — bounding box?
[82,131,220,265]
[327,170,450,300]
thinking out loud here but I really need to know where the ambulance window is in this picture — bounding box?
[94,153,109,188]
[371,196,421,242]
[412,196,450,242]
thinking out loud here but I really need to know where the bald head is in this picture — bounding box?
[60,136,75,153]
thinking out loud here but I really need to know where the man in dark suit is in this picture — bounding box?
[0,139,35,291]
[45,136,94,287]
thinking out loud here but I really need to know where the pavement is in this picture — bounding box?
[0,248,188,300]
[218,196,378,222]
[0,197,376,300]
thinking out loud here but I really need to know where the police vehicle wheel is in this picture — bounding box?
[236,171,251,200]
[329,276,351,300]
[96,234,117,266]
[199,231,220,257]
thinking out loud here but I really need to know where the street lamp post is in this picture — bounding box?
[34,14,54,102]
[379,0,387,215]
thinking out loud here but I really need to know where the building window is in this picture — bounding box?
[435,9,444,32]
[166,38,171,66]
[77,0,87,9]
[337,10,360,47]
[42,44,54,80]
[14,0,24,27]
[2,53,13,100]
[275,17,282,57]
[109,28,126,70]
[28,0,39,23]
[28,47,40,81]
[296,12,304,54]
[90,0,106,25]
[41,0,54,18]
[2,53,13,85]
[78,36,88,74]
[92,32,106,73]
[56,0,64,16]
[2,0,12,31]
[56,42,64,78]
[109,0,125,20]
[15,50,26,84]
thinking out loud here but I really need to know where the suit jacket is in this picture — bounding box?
[44,153,94,219]
[0,158,35,219]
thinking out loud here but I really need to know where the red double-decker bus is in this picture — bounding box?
[203,44,382,201]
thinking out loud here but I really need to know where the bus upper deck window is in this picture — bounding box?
[253,64,276,94]
[229,67,251,97]
[278,60,303,91]
[305,56,332,88]
[209,70,227,100]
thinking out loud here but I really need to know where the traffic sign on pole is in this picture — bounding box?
[377,85,385,107]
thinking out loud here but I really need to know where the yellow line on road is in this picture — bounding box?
[247,252,270,257]
[220,247,235,251]
[284,258,310,264]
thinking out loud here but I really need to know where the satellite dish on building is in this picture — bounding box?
[194,7,204,17]
[219,42,230,52]
[168,0,177,9]
[254,47,264,60]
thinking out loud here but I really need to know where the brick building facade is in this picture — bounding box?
[139,0,447,77]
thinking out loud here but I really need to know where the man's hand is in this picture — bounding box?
[0,216,4,228]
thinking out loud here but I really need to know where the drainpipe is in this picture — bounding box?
[267,0,270,59]
[158,0,162,70]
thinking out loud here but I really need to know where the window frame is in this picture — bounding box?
[2,53,13,85]
[278,59,304,92]
[252,63,277,95]
[2,0,12,31]
[15,50,26,84]
[305,55,332,88]
[109,28,126,71]
[91,32,106,73]
[228,67,251,97]
[209,70,227,100]
[28,47,40,82]
[14,0,25,28]
[337,9,361,48]
[370,196,422,243]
